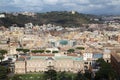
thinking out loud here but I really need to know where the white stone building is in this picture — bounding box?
[15,56,84,74]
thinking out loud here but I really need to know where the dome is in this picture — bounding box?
[59,40,68,45]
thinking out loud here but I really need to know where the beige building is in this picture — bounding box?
[15,61,26,73]
[15,55,84,74]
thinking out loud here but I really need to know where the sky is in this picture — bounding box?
[0,0,120,15]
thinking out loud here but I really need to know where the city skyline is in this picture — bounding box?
[0,0,120,15]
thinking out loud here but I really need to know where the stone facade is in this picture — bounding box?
[15,56,84,74]
[15,61,26,73]
[111,52,120,75]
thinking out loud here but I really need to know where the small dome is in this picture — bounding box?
[59,40,68,45]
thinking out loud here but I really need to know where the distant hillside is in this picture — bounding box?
[0,11,99,27]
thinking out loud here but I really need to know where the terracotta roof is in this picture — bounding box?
[32,54,54,56]
[67,54,77,56]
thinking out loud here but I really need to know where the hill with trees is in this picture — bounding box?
[0,11,100,27]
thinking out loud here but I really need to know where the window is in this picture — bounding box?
[84,62,88,64]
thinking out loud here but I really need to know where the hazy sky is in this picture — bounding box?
[0,0,120,14]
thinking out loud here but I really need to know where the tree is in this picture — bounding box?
[75,71,87,80]
[22,49,30,53]
[0,56,4,63]
[31,50,45,54]
[84,71,91,80]
[46,50,51,53]
[16,48,30,54]
[76,47,85,50]
[67,49,75,54]
[0,66,8,79]
[31,50,38,54]
[95,58,118,80]
[52,51,59,54]
[16,48,23,52]
[58,72,75,80]
[57,72,66,80]
[0,49,7,55]
[0,49,7,62]
[44,69,57,80]
[38,50,44,53]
